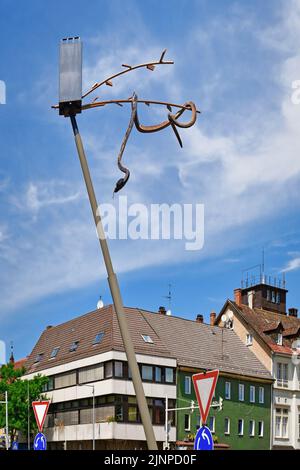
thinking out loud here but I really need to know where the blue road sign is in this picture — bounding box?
[34,432,47,451]
[11,441,19,450]
[194,426,214,451]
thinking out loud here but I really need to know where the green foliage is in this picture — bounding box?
[0,363,49,441]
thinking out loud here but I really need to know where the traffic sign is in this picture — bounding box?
[32,401,50,432]
[34,432,47,451]
[11,441,19,450]
[192,370,219,425]
[194,426,214,450]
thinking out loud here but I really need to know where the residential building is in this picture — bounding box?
[24,306,177,450]
[146,311,273,450]
[24,303,272,450]
[216,276,300,449]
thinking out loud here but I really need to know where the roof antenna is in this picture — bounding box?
[163,284,172,316]
[262,247,265,283]
[97,296,104,310]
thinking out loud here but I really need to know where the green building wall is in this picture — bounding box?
[176,371,272,450]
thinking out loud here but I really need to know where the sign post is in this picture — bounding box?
[32,401,50,451]
[192,370,219,451]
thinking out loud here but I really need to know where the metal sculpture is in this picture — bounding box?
[53,49,200,194]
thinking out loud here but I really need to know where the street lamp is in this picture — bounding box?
[55,37,199,450]
[78,383,95,451]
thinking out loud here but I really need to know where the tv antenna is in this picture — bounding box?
[163,284,172,316]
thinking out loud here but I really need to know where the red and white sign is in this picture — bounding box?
[192,370,219,425]
[32,401,50,432]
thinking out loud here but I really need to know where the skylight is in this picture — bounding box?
[50,347,60,358]
[34,353,44,363]
[141,334,153,344]
[93,332,105,345]
[69,341,79,352]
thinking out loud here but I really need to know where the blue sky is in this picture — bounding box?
[1,0,300,361]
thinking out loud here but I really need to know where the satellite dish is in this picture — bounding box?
[221,314,227,323]
[228,311,234,320]
[166,309,172,316]
[97,298,104,309]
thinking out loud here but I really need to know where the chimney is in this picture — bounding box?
[46,325,53,330]
[248,291,255,309]
[210,311,216,326]
[196,314,204,324]
[158,306,166,315]
[288,308,298,318]
[234,288,242,306]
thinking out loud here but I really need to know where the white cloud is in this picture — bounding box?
[282,257,300,272]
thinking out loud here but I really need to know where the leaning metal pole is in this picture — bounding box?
[69,115,158,450]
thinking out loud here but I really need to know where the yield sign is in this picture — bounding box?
[32,401,50,432]
[192,370,219,425]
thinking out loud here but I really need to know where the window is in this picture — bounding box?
[43,376,54,392]
[267,290,271,301]
[238,419,244,436]
[55,410,78,426]
[185,376,191,394]
[276,292,281,304]
[155,367,162,382]
[224,417,230,435]
[272,291,276,303]
[239,384,245,402]
[141,335,153,344]
[225,382,231,400]
[50,347,60,359]
[277,333,283,346]
[105,361,113,378]
[249,420,255,437]
[275,408,289,438]
[165,368,174,383]
[79,364,104,384]
[55,371,76,389]
[93,332,104,345]
[184,414,191,431]
[276,363,288,387]
[114,361,123,378]
[208,416,215,433]
[246,334,253,346]
[34,353,44,363]
[69,341,79,352]
[142,365,153,381]
[258,421,264,437]
[259,387,265,404]
[250,386,255,403]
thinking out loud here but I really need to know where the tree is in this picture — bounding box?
[0,362,48,444]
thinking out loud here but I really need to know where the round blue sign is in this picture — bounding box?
[194,426,214,450]
[34,432,47,451]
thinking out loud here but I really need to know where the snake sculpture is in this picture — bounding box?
[113,93,197,194]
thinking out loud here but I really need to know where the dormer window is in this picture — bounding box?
[277,334,283,346]
[141,335,153,344]
[50,347,60,358]
[69,341,79,352]
[34,353,44,363]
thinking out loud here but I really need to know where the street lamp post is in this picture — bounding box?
[56,36,199,451]
[79,384,95,450]
[0,392,9,450]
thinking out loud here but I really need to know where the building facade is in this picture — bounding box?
[216,279,300,449]
[24,304,272,450]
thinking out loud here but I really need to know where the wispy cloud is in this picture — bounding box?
[282,257,300,273]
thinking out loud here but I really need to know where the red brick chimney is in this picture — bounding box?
[158,306,166,315]
[196,314,204,324]
[210,311,216,326]
[234,288,242,307]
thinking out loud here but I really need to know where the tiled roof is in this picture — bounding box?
[223,301,300,355]
[143,310,272,380]
[24,305,272,381]
[25,305,172,374]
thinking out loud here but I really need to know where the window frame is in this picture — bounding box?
[184,376,191,395]
[224,417,230,435]
[238,418,244,436]
[225,381,231,400]
[238,384,245,402]
[249,419,255,437]
[250,385,255,403]
[259,386,265,404]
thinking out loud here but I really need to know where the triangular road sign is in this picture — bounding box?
[192,370,219,425]
[32,401,50,432]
